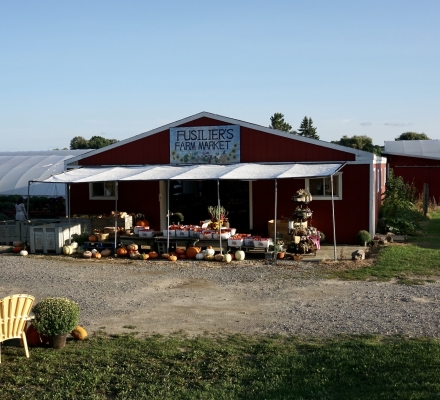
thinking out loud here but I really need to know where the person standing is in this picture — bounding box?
[15,197,28,221]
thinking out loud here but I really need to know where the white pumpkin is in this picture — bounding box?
[91,248,98,254]
[223,253,232,263]
[205,247,215,256]
[83,251,92,258]
[195,252,205,260]
[63,245,74,255]
[19,249,28,256]
[70,241,78,249]
[235,250,245,261]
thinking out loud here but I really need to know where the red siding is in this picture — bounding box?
[388,155,440,202]
[252,164,370,244]
[70,181,161,229]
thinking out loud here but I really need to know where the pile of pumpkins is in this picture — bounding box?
[160,246,245,263]
[12,241,28,256]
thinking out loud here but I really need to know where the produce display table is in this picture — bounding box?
[154,236,228,254]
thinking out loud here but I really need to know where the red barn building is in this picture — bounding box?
[64,112,386,244]
[383,140,440,203]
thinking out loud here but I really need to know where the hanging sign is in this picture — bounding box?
[170,125,240,164]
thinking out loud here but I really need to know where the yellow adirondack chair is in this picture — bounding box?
[0,294,35,363]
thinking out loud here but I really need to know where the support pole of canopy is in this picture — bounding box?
[26,181,31,245]
[217,179,222,254]
[273,179,278,264]
[68,183,71,245]
[114,182,118,252]
[331,174,337,260]
[167,179,170,253]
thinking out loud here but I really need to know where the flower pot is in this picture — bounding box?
[49,333,68,349]
[277,252,285,259]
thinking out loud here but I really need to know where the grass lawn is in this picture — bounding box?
[326,210,440,283]
[1,333,440,399]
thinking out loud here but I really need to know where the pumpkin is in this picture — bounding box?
[71,326,88,340]
[162,253,170,259]
[169,255,178,262]
[223,253,232,263]
[129,251,140,259]
[175,247,186,255]
[205,246,215,256]
[101,248,112,257]
[127,243,138,251]
[83,251,92,258]
[63,245,74,255]
[214,254,224,262]
[148,251,158,259]
[13,241,23,247]
[92,252,102,259]
[89,235,98,242]
[12,246,22,253]
[77,245,85,253]
[235,250,245,261]
[204,254,215,261]
[24,324,43,347]
[186,246,200,259]
[91,248,98,254]
[139,253,149,260]
[136,219,149,227]
[19,249,28,256]
[195,252,205,260]
[116,246,128,256]
[179,254,187,259]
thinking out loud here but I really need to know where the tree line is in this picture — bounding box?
[269,112,431,156]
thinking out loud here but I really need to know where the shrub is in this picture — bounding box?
[356,230,371,245]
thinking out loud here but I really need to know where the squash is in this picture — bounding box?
[71,326,88,340]
[136,219,149,227]
[89,235,98,242]
[223,253,232,263]
[169,255,178,262]
[101,248,112,257]
[205,246,215,256]
[179,254,187,259]
[175,248,186,255]
[92,252,102,259]
[116,246,128,256]
[127,243,138,252]
[23,324,43,347]
[148,251,158,259]
[12,246,22,253]
[83,251,92,258]
[186,246,201,259]
[129,251,140,259]
[195,252,205,260]
[63,245,74,255]
[204,254,215,261]
[139,253,149,260]
[162,253,170,259]
[91,248,98,254]
[235,250,245,261]
[77,245,85,253]
[214,254,224,262]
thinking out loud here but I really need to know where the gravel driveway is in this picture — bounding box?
[1,254,439,337]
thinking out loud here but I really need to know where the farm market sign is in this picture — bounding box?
[170,125,240,164]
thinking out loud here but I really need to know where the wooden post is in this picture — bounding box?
[423,183,429,216]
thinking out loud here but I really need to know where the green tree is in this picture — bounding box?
[70,136,89,149]
[395,132,430,141]
[331,135,383,155]
[88,136,118,149]
[297,116,319,139]
[269,113,293,133]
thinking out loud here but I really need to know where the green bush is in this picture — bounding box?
[356,230,371,245]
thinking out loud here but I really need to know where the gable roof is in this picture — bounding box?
[65,112,380,167]
[383,140,440,161]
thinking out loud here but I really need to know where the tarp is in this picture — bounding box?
[34,162,345,183]
[383,140,440,160]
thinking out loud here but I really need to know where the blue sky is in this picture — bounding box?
[1,0,439,151]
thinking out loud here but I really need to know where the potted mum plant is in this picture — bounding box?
[32,297,80,349]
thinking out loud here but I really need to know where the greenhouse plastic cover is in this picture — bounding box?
[36,162,345,184]
[384,140,440,160]
[0,151,91,197]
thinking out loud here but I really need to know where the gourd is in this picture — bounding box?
[91,248,98,254]
[139,253,149,260]
[205,246,215,256]
[223,253,232,263]
[127,243,138,252]
[169,255,177,262]
[77,245,85,253]
[214,254,224,262]
[186,246,200,259]
[179,254,187,259]
[136,219,149,227]
[20,249,28,256]
[63,245,74,255]
[92,252,102,259]
[116,246,128,256]
[101,248,112,257]
[235,250,245,261]
[129,251,140,259]
[71,326,88,340]
[204,254,215,261]
[12,246,22,253]
[83,251,92,258]
[195,252,205,260]
[148,251,158,259]
[162,253,170,259]
[175,248,186,255]
[89,235,98,242]
[24,324,43,346]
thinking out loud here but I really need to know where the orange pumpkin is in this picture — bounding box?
[162,253,170,259]
[169,255,177,262]
[136,220,149,227]
[12,246,23,253]
[148,251,158,259]
[186,246,201,259]
[116,246,128,256]
[175,248,186,255]
[92,252,102,259]
[89,235,98,242]
[179,254,187,259]
[25,324,43,346]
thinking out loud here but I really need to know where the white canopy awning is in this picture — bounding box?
[33,162,345,184]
